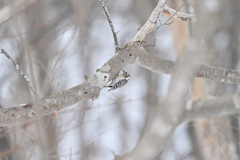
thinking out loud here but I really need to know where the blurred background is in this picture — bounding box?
[0,0,240,159]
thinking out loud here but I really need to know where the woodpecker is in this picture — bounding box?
[105,70,130,91]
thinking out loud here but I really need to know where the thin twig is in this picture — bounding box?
[0,47,37,96]
[162,6,197,23]
[0,0,41,28]
[157,1,188,29]
[99,0,120,52]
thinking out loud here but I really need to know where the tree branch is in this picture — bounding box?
[0,47,38,98]
[132,0,196,43]
[0,43,138,127]
[0,0,41,28]
[0,0,199,129]
[99,0,119,52]
[162,6,197,22]
[115,37,199,159]
[183,93,240,121]
[1,2,239,159]
[1,42,240,127]
[134,48,240,85]
[132,0,167,42]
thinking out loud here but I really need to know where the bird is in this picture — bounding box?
[105,70,130,91]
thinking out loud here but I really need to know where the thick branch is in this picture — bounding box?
[183,93,240,121]
[132,0,167,42]
[0,43,138,127]
[115,39,198,160]
[0,82,100,127]
[2,43,240,127]
[134,48,240,85]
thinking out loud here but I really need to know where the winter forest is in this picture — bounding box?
[1,0,240,160]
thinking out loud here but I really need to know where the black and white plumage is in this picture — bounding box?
[105,70,130,91]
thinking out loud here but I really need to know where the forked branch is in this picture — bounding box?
[132,0,196,43]
[144,0,190,47]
